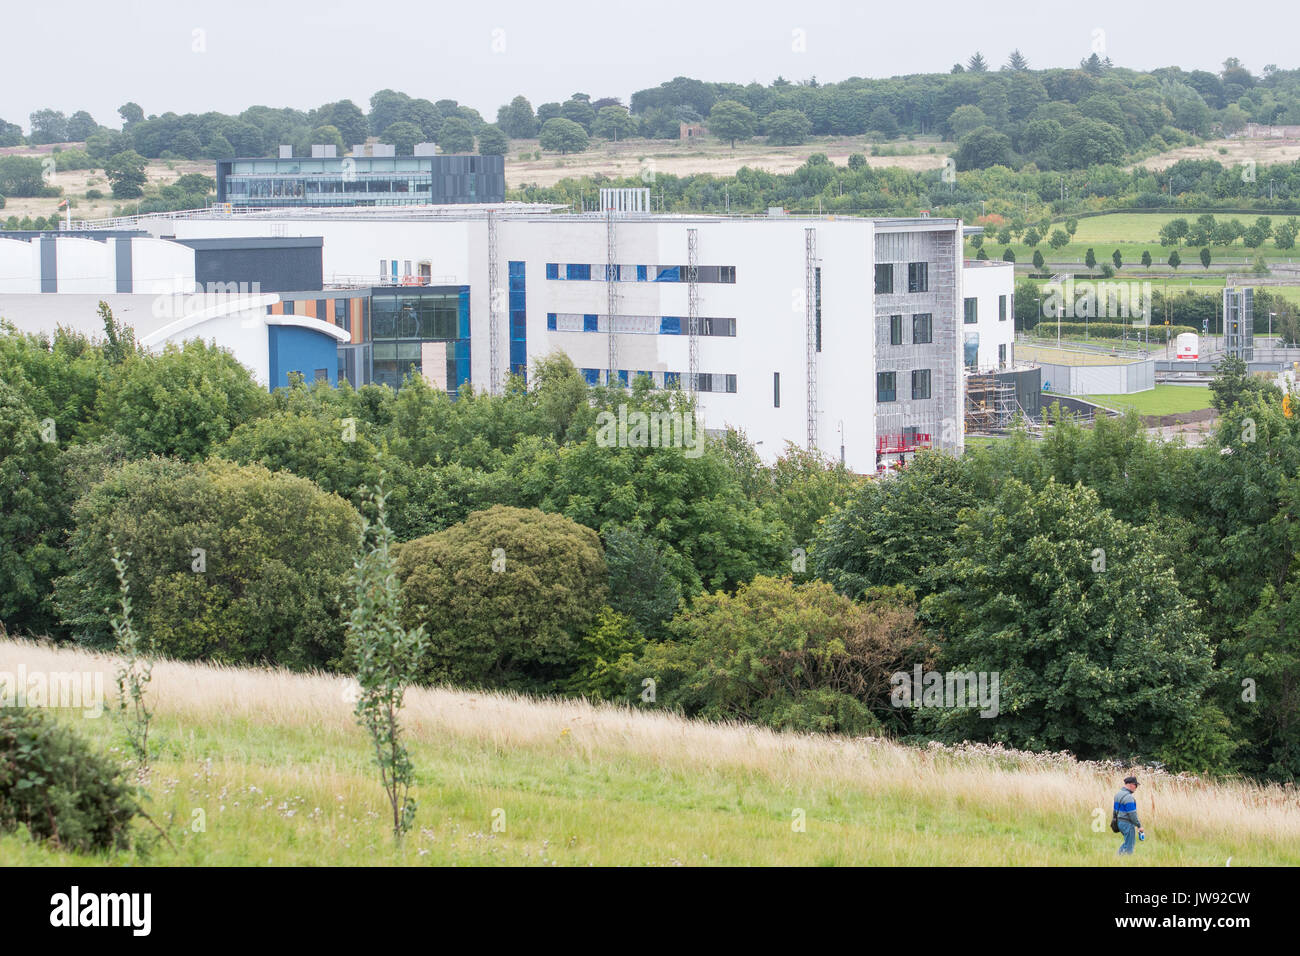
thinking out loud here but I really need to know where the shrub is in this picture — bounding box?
[55,458,362,668]
[625,577,933,735]
[395,505,607,691]
[0,708,140,853]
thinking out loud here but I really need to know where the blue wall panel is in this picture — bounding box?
[268,325,339,390]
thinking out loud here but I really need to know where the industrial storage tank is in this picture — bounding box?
[1175,332,1199,360]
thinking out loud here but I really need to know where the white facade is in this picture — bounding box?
[960,259,1016,372]
[4,210,1017,472]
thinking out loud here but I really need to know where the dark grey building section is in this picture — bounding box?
[39,236,57,293]
[1000,366,1042,419]
[173,237,324,293]
[431,155,505,204]
[115,238,133,293]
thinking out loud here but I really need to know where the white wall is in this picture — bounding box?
[131,237,196,292]
[961,260,1015,371]
[0,238,39,293]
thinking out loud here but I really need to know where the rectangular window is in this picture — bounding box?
[583,314,599,332]
[912,313,932,344]
[314,368,329,382]
[725,374,737,393]
[999,294,1007,322]
[664,371,681,388]
[637,265,649,281]
[547,313,557,330]
[546,263,559,280]
[379,260,387,280]
[999,344,1007,367]
[890,314,903,346]
[605,263,621,282]
[875,263,893,294]
[912,369,931,400]
[907,262,929,293]
[720,265,736,283]
[566,263,591,281]
[659,316,682,335]
[697,373,712,392]
[335,298,350,333]
[964,297,978,324]
[877,371,897,403]
[773,372,780,408]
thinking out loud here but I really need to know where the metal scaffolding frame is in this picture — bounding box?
[687,227,700,396]
[805,227,818,451]
[964,372,1019,432]
[486,209,502,395]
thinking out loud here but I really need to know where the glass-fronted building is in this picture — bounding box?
[269,286,471,394]
[216,155,505,207]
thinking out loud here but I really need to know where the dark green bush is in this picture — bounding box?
[0,708,139,852]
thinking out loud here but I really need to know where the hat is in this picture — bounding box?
[1124,776,1139,786]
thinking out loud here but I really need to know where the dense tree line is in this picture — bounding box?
[2,303,1297,781]
[5,55,1298,167]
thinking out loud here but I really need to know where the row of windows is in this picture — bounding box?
[546,263,737,283]
[877,369,932,402]
[546,313,737,336]
[888,313,933,346]
[578,369,737,392]
[875,261,929,295]
[963,295,1011,324]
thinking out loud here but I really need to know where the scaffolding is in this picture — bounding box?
[606,209,618,381]
[486,209,502,395]
[688,227,700,396]
[805,227,818,451]
[964,372,1019,432]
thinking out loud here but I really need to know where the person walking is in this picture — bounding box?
[1113,775,1145,856]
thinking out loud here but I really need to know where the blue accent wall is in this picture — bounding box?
[268,325,339,390]
[456,288,471,394]
[508,261,526,380]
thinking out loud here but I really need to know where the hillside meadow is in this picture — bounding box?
[2,639,1297,866]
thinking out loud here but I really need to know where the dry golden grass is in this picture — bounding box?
[4,636,1297,865]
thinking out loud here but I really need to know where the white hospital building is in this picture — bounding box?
[0,189,1014,473]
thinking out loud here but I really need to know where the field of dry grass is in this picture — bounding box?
[1134,136,1300,172]
[504,136,949,188]
[2,638,1296,866]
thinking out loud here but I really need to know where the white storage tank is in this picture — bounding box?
[1175,332,1199,360]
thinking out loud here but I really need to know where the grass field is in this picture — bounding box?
[1017,343,1149,366]
[2,639,1296,866]
[966,212,1300,273]
[1079,385,1214,416]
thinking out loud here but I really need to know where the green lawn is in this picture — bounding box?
[1078,385,1213,416]
[966,212,1300,272]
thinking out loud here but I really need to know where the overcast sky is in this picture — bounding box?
[4,0,1296,128]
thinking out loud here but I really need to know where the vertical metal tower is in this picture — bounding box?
[486,209,502,394]
[805,227,818,451]
[687,227,700,395]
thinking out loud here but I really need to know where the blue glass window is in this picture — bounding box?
[545,263,559,280]
[567,263,591,281]
[659,316,682,335]
[654,265,680,282]
[581,367,601,385]
[583,314,599,332]
[664,371,681,389]
[546,313,557,330]
[637,265,649,281]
